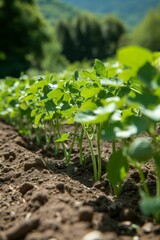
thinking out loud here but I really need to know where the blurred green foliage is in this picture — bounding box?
[0,0,51,77]
[0,0,159,78]
[36,0,160,30]
[131,8,160,52]
[56,13,125,62]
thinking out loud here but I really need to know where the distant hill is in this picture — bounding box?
[37,0,160,29]
[60,0,160,28]
[36,0,80,25]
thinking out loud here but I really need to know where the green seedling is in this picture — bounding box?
[1,46,160,224]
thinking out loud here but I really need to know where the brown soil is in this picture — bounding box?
[0,121,160,240]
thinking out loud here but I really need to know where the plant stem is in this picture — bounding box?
[79,127,84,165]
[137,164,150,196]
[96,124,102,181]
[156,175,160,197]
[55,117,69,163]
[86,130,98,182]
[45,123,51,148]
[52,120,59,155]
[68,123,79,162]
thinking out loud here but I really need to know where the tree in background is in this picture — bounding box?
[0,0,50,77]
[73,13,102,61]
[56,13,125,62]
[56,19,76,62]
[101,16,126,57]
[131,7,160,51]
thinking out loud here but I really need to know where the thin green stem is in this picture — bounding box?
[79,127,84,165]
[86,131,98,182]
[68,123,79,162]
[52,120,59,155]
[55,117,69,163]
[137,164,150,196]
[45,123,51,148]
[96,124,102,181]
[156,176,160,197]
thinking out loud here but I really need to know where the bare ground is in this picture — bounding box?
[0,121,160,240]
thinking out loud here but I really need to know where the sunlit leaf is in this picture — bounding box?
[55,133,70,142]
[107,149,129,195]
[128,137,152,162]
[94,59,107,77]
[81,87,100,99]
[142,105,160,121]
[117,46,153,71]
[75,103,116,124]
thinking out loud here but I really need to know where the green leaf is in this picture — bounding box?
[117,86,130,98]
[101,122,121,141]
[27,80,46,94]
[107,150,129,195]
[45,100,56,112]
[68,84,79,94]
[78,100,97,112]
[19,102,28,110]
[117,46,153,71]
[74,70,79,80]
[118,68,134,82]
[94,59,107,77]
[128,137,152,163]
[139,192,160,222]
[60,101,71,111]
[128,92,158,108]
[55,133,70,142]
[43,84,57,96]
[31,108,39,117]
[125,115,147,134]
[114,125,137,138]
[121,108,134,122]
[47,88,64,102]
[81,70,98,81]
[100,78,122,87]
[142,105,160,121]
[75,103,116,124]
[81,87,100,99]
[137,62,157,88]
[34,113,44,126]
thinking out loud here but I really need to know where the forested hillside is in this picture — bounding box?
[37,0,160,28]
[36,0,80,25]
[61,0,160,27]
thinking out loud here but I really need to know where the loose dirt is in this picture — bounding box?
[0,121,160,240]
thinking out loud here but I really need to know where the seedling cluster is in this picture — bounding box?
[1,46,160,221]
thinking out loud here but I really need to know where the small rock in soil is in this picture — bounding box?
[0,177,5,182]
[19,182,34,195]
[81,230,104,240]
[2,167,14,173]
[79,206,94,222]
[118,221,138,235]
[26,229,55,240]
[56,182,65,193]
[93,181,102,189]
[108,202,123,218]
[130,171,140,182]
[13,171,21,178]
[3,151,16,161]
[31,190,48,205]
[133,236,140,240]
[5,217,40,240]
[120,208,137,221]
[142,222,154,233]
[24,157,46,171]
